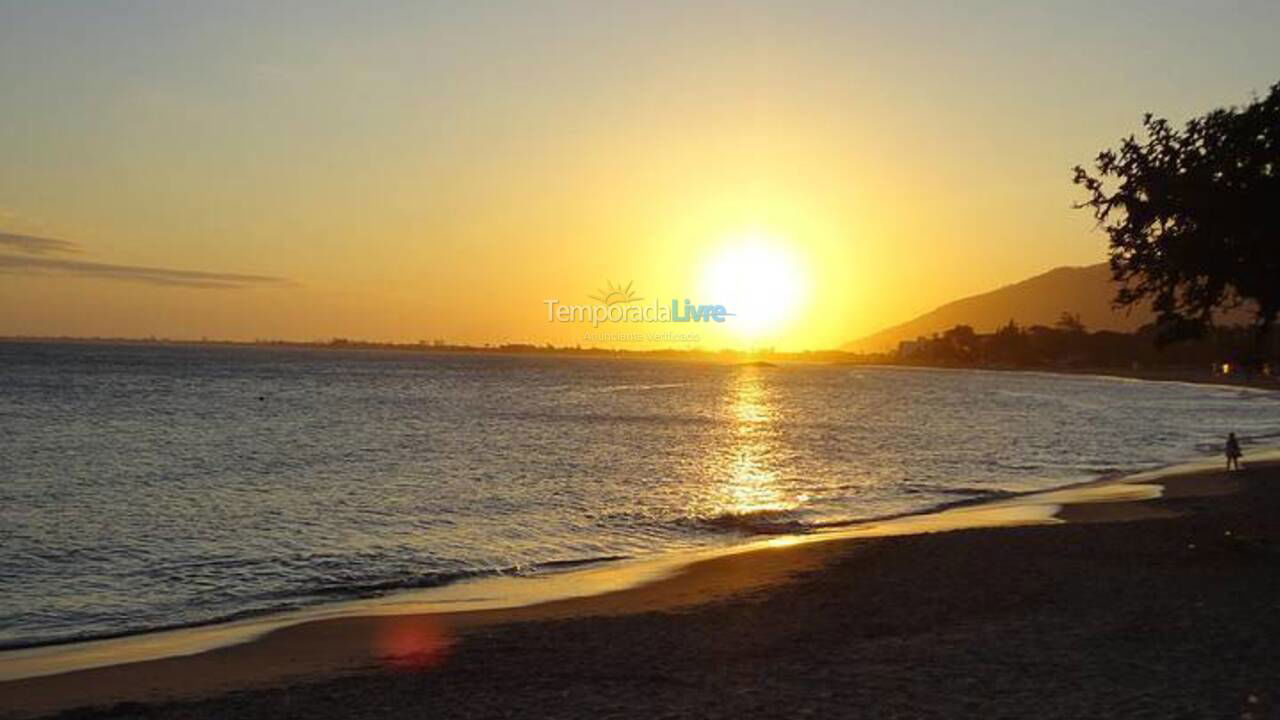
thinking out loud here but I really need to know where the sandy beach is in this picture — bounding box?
[1,458,1277,719]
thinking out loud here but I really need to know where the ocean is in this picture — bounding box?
[2,341,1277,649]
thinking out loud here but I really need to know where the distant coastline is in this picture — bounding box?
[881,363,1280,392]
[4,335,1277,389]
[0,334,874,364]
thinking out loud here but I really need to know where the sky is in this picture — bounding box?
[1,0,1278,351]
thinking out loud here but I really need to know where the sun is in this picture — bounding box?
[700,233,807,341]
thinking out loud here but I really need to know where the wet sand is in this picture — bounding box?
[3,461,1280,719]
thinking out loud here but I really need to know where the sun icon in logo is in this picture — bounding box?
[589,280,642,306]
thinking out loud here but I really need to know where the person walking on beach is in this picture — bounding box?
[1225,432,1243,471]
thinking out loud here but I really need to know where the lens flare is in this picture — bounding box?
[374,617,453,672]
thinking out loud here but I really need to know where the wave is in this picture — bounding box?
[540,382,687,395]
[900,483,1019,499]
[1194,429,1280,454]
[985,460,1045,471]
[1073,466,1129,477]
[592,383,687,393]
[687,488,1028,539]
[0,553,635,652]
[495,410,714,425]
[693,508,811,535]
[689,483,1029,537]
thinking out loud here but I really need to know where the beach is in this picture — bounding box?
[3,459,1279,719]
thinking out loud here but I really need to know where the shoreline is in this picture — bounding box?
[3,452,1274,718]
[8,432,1258,663]
[0,460,1162,658]
[0,453,1215,671]
[853,361,1280,392]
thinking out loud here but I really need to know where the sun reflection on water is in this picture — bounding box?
[710,367,798,518]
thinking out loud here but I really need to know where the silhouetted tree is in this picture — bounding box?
[942,324,978,357]
[986,320,1035,366]
[1055,312,1086,334]
[894,320,1273,372]
[1073,82,1280,345]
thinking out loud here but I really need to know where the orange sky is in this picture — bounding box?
[2,2,1279,350]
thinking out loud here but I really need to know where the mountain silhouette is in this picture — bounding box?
[844,263,1152,353]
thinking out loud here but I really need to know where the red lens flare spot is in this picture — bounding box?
[374,618,453,672]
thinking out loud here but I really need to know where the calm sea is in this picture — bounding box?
[2,342,1277,649]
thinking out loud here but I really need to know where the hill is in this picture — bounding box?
[844,263,1151,353]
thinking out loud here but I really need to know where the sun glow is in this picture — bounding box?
[700,234,808,341]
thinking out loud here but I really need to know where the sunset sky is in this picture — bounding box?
[2,1,1278,350]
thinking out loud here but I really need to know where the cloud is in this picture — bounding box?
[0,254,293,289]
[0,232,82,255]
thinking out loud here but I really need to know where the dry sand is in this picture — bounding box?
[3,462,1279,719]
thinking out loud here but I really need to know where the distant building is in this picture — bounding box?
[897,340,922,357]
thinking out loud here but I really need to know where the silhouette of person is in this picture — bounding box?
[1225,432,1243,471]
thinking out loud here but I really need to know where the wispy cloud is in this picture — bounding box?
[0,232,81,255]
[0,254,293,289]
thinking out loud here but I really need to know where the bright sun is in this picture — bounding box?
[700,234,807,341]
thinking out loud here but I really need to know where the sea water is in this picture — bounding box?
[2,341,1277,648]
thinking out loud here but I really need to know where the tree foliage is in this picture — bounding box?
[1073,82,1280,345]
[899,321,1270,370]
[1055,312,1086,334]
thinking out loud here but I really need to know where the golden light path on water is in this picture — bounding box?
[710,367,803,518]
